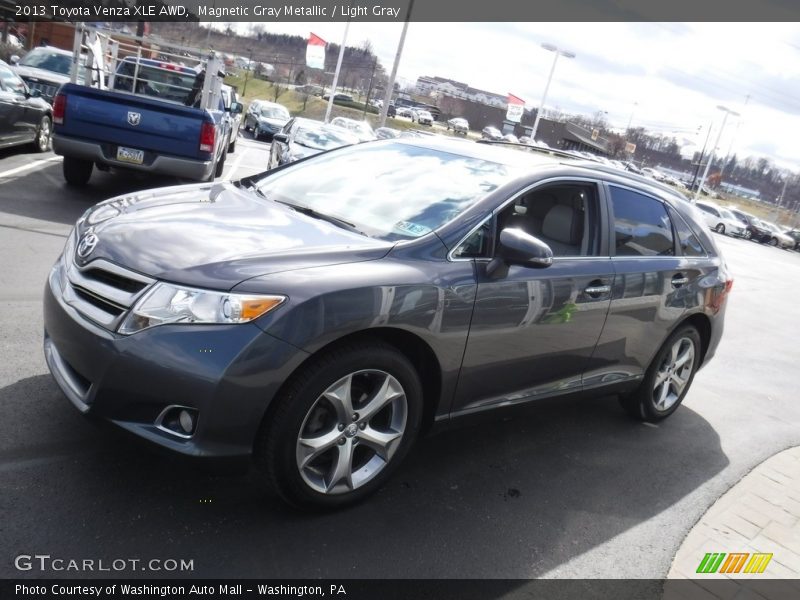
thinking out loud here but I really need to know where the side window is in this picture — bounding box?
[495,183,599,257]
[609,186,674,256]
[0,66,25,95]
[668,207,706,257]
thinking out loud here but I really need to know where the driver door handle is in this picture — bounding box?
[671,274,689,288]
[585,281,611,297]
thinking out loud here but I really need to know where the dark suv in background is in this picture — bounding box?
[43,138,732,509]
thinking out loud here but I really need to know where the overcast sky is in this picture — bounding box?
[228,22,800,171]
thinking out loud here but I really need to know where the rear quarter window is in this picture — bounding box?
[668,206,707,257]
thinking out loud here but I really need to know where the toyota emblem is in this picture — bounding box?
[77,232,99,258]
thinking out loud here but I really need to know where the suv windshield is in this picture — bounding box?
[256,143,516,241]
[19,48,72,75]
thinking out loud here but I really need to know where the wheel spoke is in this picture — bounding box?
[326,441,354,492]
[358,425,402,461]
[359,374,404,421]
[671,370,689,392]
[655,380,670,410]
[674,345,694,369]
[297,427,342,469]
[670,341,681,364]
[323,374,355,422]
[654,369,670,388]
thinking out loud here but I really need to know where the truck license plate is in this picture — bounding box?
[116,146,144,165]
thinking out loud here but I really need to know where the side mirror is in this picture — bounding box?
[272,133,289,145]
[487,228,553,277]
[10,55,20,65]
[229,101,243,114]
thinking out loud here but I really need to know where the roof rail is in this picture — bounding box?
[475,139,578,160]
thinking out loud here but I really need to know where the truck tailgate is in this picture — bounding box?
[56,84,211,160]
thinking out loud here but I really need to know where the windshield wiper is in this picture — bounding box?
[276,200,366,236]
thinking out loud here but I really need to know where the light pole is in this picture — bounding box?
[693,105,739,202]
[530,43,575,142]
[626,101,638,132]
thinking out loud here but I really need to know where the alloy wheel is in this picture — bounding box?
[296,369,408,495]
[38,117,51,151]
[652,337,695,411]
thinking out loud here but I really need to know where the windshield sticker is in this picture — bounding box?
[393,221,432,237]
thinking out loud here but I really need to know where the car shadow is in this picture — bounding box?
[0,374,728,580]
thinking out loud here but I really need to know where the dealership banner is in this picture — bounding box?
[506,94,525,123]
[305,32,326,69]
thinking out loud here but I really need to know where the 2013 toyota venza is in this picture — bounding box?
[44,138,732,508]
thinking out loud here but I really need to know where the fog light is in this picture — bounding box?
[179,410,194,433]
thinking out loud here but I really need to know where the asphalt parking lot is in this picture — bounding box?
[0,137,799,580]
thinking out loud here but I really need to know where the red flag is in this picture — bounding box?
[507,93,525,105]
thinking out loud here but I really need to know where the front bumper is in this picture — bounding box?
[43,262,308,458]
[52,134,214,182]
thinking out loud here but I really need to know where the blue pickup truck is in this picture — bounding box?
[51,58,241,186]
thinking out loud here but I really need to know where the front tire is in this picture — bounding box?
[619,325,702,422]
[257,341,423,509]
[63,156,93,186]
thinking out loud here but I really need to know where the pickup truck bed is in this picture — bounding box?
[52,83,229,185]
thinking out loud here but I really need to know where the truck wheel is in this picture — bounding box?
[33,115,51,152]
[63,157,93,186]
[228,136,236,153]
[214,150,226,178]
[255,340,423,509]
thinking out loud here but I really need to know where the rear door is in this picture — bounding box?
[588,184,701,387]
[452,178,615,415]
[0,65,29,144]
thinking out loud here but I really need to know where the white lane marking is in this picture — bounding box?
[222,148,248,182]
[0,156,61,179]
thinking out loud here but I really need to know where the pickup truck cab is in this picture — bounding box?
[52,57,241,186]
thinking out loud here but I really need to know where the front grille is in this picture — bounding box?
[22,78,60,101]
[61,250,155,331]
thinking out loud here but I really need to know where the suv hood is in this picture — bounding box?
[75,182,393,289]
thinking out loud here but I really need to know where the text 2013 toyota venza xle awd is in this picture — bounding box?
[44,138,731,508]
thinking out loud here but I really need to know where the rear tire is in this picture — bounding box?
[256,341,423,509]
[214,149,226,178]
[62,156,93,186]
[33,115,51,152]
[619,325,702,422]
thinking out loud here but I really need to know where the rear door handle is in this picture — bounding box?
[671,274,689,288]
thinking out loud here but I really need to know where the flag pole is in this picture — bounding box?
[324,20,350,123]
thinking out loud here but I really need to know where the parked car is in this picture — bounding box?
[694,201,746,237]
[624,162,643,175]
[220,84,241,152]
[243,100,290,141]
[446,117,469,135]
[728,208,771,241]
[267,117,359,168]
[387,104,397,118]
[785,229,800,251]
[501,133,519,143]
[322,93,354,103]
[411,109,434,126]
[641,167,667,182]
[374,127,401,139]
[9,46,87,102]
[43,137,732,509]
[0,60,53,152]
[481,126,503,140]
[395,106,414,118]
[760,222,794,249]
[329,117,376,142]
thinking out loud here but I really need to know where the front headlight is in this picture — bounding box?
[119,282,286,335]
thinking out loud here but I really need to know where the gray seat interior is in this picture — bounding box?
[505,187,590,256]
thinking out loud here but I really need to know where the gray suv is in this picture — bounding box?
[43,138,732,508]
